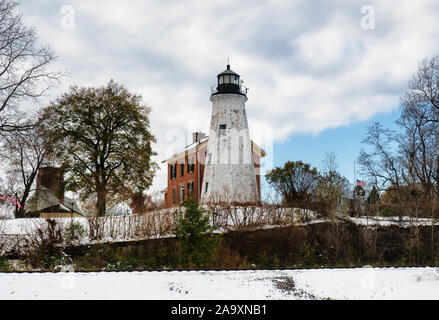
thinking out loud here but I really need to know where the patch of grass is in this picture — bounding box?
[105,258,141,271]
[0,256,9,271]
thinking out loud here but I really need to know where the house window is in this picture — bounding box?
[187,156,195,173]
[180,163,184,177]
[180,185,185,202]
[187,182,195,198]
[170,163,177,180]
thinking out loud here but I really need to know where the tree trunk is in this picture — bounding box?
[15,170,39,218]
[96,185,107,217]
[436,156,439,203]
[16,190,29,218]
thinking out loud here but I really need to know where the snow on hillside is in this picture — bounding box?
[348,216,439,228]
[1,267,439,300]
[2,206,438,256]
[0,206,317,245]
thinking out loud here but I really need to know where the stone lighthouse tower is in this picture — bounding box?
[201,64,259,204]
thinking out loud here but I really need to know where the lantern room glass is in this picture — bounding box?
[218,74,239,85]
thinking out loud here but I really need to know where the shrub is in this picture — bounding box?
[299,240,322,267]
[106,258,140,271]
[63,221,87,244]
[0,256,9,271]
[24,219,68,269]
[173,198,220,267]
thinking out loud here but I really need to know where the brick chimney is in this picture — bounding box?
[192,131,206,144]
[37,167,65,204]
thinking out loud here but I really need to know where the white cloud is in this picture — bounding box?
[295,28,345,69]
[17,0,439,192]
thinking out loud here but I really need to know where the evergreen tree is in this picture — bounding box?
[173,198,219,267]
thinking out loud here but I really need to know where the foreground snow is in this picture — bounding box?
[1,267,439,300]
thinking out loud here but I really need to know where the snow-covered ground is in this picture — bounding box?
[1,267,439,300]
[348,215,439,228]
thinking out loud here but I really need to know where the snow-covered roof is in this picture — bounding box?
[162,136,209,163]
[25,186,83,215]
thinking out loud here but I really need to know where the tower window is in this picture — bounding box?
[219,124,226,136]
[205,182,209,193]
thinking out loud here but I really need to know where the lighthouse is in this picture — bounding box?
[201,64,259,204]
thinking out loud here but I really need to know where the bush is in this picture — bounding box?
[24,219,68,269]
[299,240,322,267]
[106,258,140,271]
[0,256,9,271]
[173,199,220,267]
[63,221,87,244]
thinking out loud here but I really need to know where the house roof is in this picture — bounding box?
[161,136,209,164]
[162,136,266,164]
[25,186,83,215]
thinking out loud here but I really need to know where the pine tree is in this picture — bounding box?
[173,198,219,267]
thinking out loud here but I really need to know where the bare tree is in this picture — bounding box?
[0,123,46,217]
[359,122,403,191]
[400,55,439,195]
[401,56,439,125]
[0,0,64,136]
[316,152,351,218]
[359,55,439,219]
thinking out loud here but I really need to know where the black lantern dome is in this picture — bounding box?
[213,64,245,96]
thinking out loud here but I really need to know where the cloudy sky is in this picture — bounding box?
[18,0,439,194]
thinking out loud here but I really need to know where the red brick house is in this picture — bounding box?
[162,132,266,207]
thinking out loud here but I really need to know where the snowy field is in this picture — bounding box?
[1,267,439,300]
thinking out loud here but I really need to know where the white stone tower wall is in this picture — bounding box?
[201,93,259,203]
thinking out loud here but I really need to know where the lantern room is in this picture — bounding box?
[213,64,245,96]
